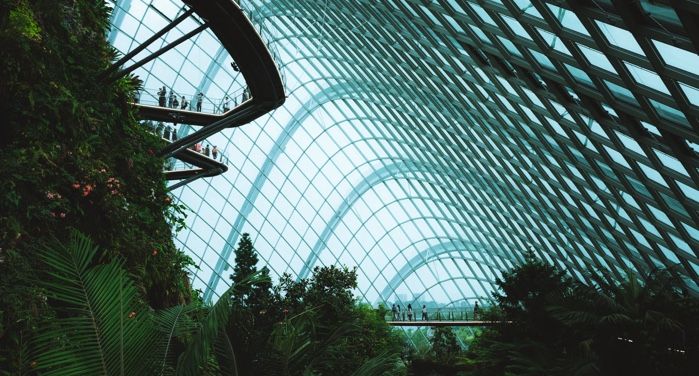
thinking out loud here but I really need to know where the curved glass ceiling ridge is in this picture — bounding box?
[109,0,699,305]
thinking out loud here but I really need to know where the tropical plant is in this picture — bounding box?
[464,251,699,376]
[29,231,258,376]
[1,1,194,370]
[431,327,461,364]
[260,308,402,376]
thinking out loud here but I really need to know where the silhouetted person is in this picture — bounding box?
[204,144,210,157]
[212,145,219,160]
[223,95,230,112]
[231,61,239,71]
[421,305,427,321]
[172,127,178,141]
[155,122,164,136]
[196,92,203,112]
[473,301,480,320]
[168,90,175,108]
[407,304,413,321]
[158,87,166,107]
[172,96,179,108]
[402,308,406,321]
[163,125,171,140]
[391,304,398,320]
[180,95,187,109]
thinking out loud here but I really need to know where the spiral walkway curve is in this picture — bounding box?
[105,0,285,190]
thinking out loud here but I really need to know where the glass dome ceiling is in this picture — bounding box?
[108,0,699,305]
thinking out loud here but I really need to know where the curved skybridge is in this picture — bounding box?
[106,0,285,188]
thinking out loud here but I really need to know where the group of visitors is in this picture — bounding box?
[391,303,428,321]
[146,121,177,141]
[190,143,220,160]
[156,87,204,112]
[390,301,480,321]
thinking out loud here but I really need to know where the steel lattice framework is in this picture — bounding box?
[108,0,699,307]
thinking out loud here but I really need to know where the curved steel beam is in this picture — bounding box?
[379,243,502,301]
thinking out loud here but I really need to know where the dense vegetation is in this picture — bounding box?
[463,251,699,376]
[225,233,406,376]
[3,2,698,375]
[0,1,191,373]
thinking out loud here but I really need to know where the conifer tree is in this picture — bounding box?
[231,233,258,304]
[230,233,273,307]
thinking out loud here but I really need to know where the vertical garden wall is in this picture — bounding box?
[0,1,193,372]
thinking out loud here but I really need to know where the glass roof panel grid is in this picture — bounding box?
[110,0,699,303]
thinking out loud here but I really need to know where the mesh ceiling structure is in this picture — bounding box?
[107,0,699,306]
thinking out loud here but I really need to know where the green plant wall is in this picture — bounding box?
[0,0,193,372]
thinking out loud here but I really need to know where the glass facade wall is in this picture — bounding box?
[108,0,699,307]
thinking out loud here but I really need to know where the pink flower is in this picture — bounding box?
[59,212,66,218]
[82,184,94,197]
[72,182,80,189]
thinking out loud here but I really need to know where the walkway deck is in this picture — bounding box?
[109,0,285,188]
[387,320,510,327]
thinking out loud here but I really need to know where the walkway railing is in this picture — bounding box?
[106,0,285,189]
[384,307,481,322]
[136,86,250,115]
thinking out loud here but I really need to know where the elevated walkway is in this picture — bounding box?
[107,0,285,188]
[387,320,510,327]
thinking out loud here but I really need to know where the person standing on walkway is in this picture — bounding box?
[168,90,174,108]
[391,304,398,320]
[212,145,219,160]
[158,86,166,107]
[204,144,210,157]
[421,305,428,321]
[473,301,480,320]
[180,95,187,109]
[196,92,203,112]
[407,304,413,321]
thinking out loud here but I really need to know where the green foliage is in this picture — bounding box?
[226,233,274,376]
[464,251,699,376]
[29,232,252,376]
[0,1,193,372]
[431,327,461,364]
[31,231,156,375]
[224,237,404,376]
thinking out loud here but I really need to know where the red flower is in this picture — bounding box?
[82,184,94,197]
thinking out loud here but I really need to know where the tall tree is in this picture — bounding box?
[227,233,274,376]
[231,233,262,305]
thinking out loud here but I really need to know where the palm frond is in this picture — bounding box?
[213,330,239,376]
[174,271,263,376]
[31,231,156,376]
[349,351,400,376]
[153,304,199,376]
